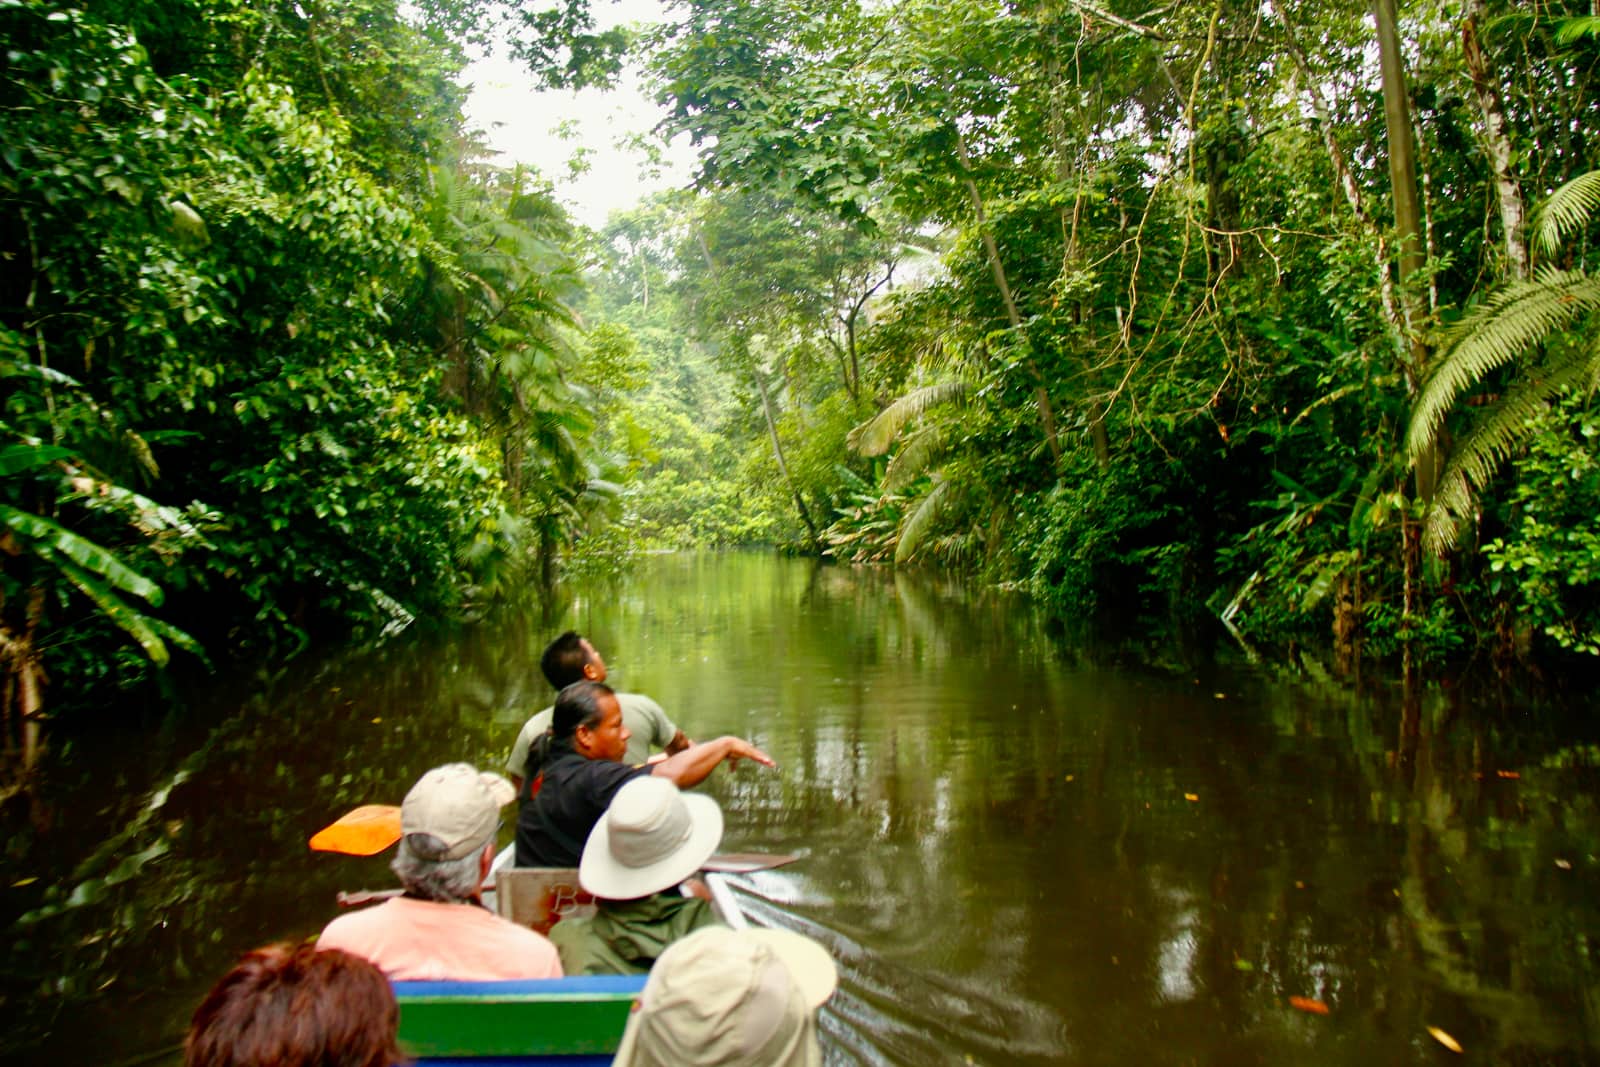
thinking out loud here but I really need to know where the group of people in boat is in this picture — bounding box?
[183,630,837,1067]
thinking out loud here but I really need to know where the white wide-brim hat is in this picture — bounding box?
[579,776,724,900]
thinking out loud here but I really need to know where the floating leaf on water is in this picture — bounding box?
[1289,996,1329,1015]
[1427,1027,1463,1053]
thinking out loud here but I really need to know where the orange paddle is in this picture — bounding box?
[309,804,403,855]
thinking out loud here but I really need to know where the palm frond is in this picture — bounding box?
[848,381,969,456]
[1534,169,1600,257]
[1420,464,1475,554]
[1406,269,1600,462]
[883,424,947,493]
[894,475,952,564]
[1419,346,1597,553]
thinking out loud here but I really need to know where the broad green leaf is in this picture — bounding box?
[0,504,163,605]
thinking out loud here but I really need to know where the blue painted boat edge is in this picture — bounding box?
[394,975,647,997]
[414,1058,613,1067]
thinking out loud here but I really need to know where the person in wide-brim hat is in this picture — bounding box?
[612,925,838,1067]
[548,776,727,975]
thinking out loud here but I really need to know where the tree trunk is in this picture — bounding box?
[1462,0,1528,281]
[1273,0,1434,495]
[954,132,1062,465]
[1375,0,1436,504]
[755,368,819,550]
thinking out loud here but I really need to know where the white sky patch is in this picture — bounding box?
[459,1,696,229]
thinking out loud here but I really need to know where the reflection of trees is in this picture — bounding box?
[0,617,557,1062]
[1388,689,1600,1058]
[7,554,1599,1064]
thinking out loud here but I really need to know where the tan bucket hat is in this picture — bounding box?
[400,763,515,861]
[612,925,838,1067]
[579,777,724,900]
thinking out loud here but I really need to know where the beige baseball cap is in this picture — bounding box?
[400,763,515,861]
[612,925,837,1067]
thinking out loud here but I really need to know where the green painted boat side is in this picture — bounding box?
[385,861,748,1061]
[395,977,646,1059]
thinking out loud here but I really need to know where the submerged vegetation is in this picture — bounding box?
[2,0,1599,792]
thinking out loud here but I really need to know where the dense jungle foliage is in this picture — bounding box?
[3,0,1599,788]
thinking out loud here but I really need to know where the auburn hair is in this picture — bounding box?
[185,942,404,1067]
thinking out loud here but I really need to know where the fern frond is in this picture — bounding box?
[1406,269,1600,462]
[1418,347,1596,553]
[1534,169,1600,257]
[883,424,947,493]
[894,475,952,563]
[848,381,969,456]
[1420,465,1474,554]
[1457,348,1592,485]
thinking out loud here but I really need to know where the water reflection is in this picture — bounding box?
[2,552,1599,1066]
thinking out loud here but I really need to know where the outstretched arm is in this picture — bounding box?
[650,736,774,789]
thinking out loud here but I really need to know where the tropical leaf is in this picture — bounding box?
[848,380,969,456]
[0,443,75,476]
[144,616,209,666]
[1533,169,1600,257]
[51,558,171,667]
[0,359,80,388]
[1298,550,1359,612]
[1420,346,1599,552]
[0,504,163,605]
[1406,269,1600,462]
[883,424,947,493]
[895,475,953,563]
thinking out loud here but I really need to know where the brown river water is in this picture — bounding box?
[2,551,1598,1066]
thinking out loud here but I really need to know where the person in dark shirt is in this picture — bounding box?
[514,679,773,868]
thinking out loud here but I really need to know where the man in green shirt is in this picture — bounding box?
[506,632,691,792]
[549,776,724,975]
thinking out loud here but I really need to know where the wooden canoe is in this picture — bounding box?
[394,846,747,1064]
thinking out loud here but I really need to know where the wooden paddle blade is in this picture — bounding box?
[310,805,403,855]
[701,852,800,874]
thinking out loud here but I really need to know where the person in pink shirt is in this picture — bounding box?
[318,763,562,981]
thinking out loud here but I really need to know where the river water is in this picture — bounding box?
[3,552,1599,1066]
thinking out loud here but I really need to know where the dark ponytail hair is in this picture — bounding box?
[526,679,614,779]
